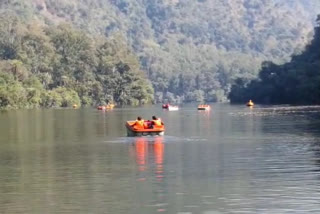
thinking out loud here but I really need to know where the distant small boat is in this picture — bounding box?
[106,104,115,109]
[97,104,115,110]
[125,121,165,137]
[198,104,210,110]
[162,104,169,109]
[168,105,179,111]
[97,106,106,110]
[246,100,254,107]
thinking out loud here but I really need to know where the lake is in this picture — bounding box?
[1,104,320,214]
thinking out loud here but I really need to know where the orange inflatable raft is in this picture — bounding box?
[106,104,115,109]
[97,104,115,110]
[126,121,165,137]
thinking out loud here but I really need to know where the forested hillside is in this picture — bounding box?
[0,0,319,108]
[0,15,153,108]
[229,17,320,104]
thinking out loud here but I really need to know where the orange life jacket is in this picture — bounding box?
[133,120,145,129]
[152,119,162,128]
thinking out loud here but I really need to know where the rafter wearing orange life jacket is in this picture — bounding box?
[152,118,163,129]
[133,119,145,130]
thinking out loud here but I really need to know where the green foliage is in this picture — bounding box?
[0,13,21,60]
[52,87,81,107]
[0,1,319,105]
[229,24,320,104]
[0,72,27,109]
[41,90,63,108]
[19,23,56,75]
[23,76,44,108]
[0,14,154,109]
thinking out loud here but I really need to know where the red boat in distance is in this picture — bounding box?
[162,104,169,109]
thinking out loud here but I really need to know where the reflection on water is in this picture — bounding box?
[134,137,164,176]
[1,105,320,213]
[132,137,167,212]
[134,136,164,174]
[135,137,147,172]
[230,105,320,117]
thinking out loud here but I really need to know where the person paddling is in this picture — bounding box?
[151,116,163,128]
[132,116,145,129]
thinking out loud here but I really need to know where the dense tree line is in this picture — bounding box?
[229,17,320,104]
[0,0,319,105]
[0,14,153,109]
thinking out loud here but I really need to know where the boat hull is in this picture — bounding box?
[198,107,210,110]
[126,128,164,137]
[197,105,210,110]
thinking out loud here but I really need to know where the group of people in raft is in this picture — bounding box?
[131,116,163,130]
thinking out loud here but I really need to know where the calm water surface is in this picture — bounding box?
[1,104,320,214]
